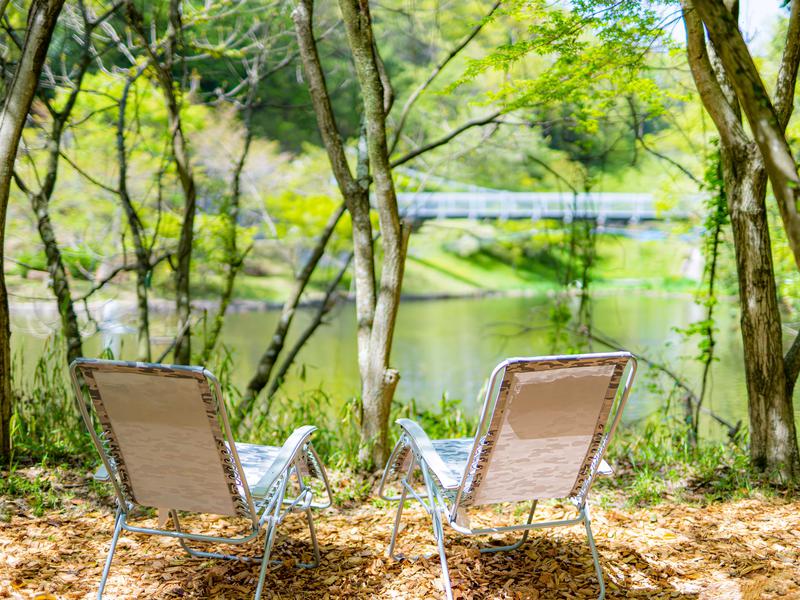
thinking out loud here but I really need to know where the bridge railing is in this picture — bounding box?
[393,191,697,222]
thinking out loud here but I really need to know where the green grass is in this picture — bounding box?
[7,220,702,306]
[602,413,781,507]
[0,467,69,519]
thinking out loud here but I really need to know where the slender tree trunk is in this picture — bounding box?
[0,0,65,462]
[167,96,196,365]
[128,0,197,364]
[292,1,378,378]
[29,190,82,362]
[201,82,257,364]
[116,69,152,361]
[339,0,410,467]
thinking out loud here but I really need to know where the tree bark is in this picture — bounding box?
[12,12,100,365]
[30,187,83,362]
[292,1,378,373]
[339,0,410,467]
[693,0,800,271]
[721,145,797,475]
[116,68,152,361]
[0,0,65,462]
[682,0,800,479]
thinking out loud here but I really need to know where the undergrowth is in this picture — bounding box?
[3,336,793,512]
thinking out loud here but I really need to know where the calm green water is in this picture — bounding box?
[11,293,799,437]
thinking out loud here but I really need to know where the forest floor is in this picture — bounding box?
[1,467,798,600]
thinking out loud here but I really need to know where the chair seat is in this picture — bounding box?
[234,442,282,497]
[429,438,613,491]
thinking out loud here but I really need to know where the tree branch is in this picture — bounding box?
[292,0,358,197]
[693,0,800,271]
[59,149,119,194]
[680,0,748,151]
[77,252,171,302]
[774,0,800,128]
[388,0,502,155]
[263,251,353,405]
[785,331,800,394]
[390,111,501,168]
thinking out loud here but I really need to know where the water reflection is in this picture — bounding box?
[11,293,800,439]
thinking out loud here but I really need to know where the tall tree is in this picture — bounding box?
[0,0,66,461]
[293,0,499,466]
[12,2,120,364]
[682,0,800,479]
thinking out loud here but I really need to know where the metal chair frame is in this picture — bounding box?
[377,351,637,600]
[70,359,333,600]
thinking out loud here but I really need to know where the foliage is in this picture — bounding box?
[608,415,761,507]
[10,336,92,465]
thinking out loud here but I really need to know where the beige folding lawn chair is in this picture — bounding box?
[378,351,637,600]
[70,358,333,600]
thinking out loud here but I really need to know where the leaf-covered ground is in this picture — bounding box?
[1,473,798,599]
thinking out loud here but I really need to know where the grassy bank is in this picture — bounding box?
[6,220,700,307]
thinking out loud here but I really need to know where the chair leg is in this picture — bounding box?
[254,518,279,600]
[430,506,454,600]
[97,509,125,599]
[387,482,409,559]
[419,461,454,600]
[480,500,537,554]
[294,506,321,569]
[582,508,606,600]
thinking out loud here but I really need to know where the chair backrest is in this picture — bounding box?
[70,359,255,521]
[454,352,635,509]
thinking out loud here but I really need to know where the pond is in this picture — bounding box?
[10,292,800,439]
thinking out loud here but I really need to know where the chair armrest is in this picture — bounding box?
[93,464,110,481]
[395,418,452,486]
[251,425,317,499]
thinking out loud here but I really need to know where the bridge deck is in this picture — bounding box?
[394,192,696,222]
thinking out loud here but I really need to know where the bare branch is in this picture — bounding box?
[292,0,358,196]
[59,150,118,194]
[390,111,501,168]
[77,252,171,302]
[680,0,748,151]
[264,251,353,404]
[388,0,502,154]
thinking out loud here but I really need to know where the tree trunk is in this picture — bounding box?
[29,190,83,362]
[682,0,800,479]
[292,1,377,383]
[721,144,799,478]
[201,84,256,365]
[167,96,196,366]
[339,0,410,467]
[128,0,197,365]
[117,69,152,361]
[0,0,65,462]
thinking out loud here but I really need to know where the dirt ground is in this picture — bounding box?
[1,491,799,600]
